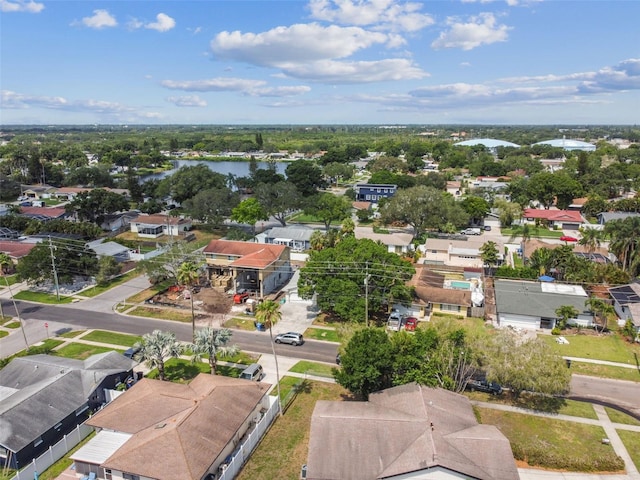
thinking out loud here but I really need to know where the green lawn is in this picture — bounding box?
[303,327,341,343]
[569,361,640,382]
[126,306,194,322]
[147,358,210,382]
[618,430,640,471]
[4,321,20,329]
[466,391,598,419]
[289,360,336,378]
[13,291,74,304]
[539,333,640,364]
[477,407,625,472]
[54,343,121,360]
[606,407,640,426]
[82,330,142,347]
[0,274,19,286]
[0,331,8,339]
[80,271,140,298]
[239,381,349,480]
[224,316,261,331]
[501,226,566,239]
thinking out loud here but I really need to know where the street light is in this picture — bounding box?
[364,274,371,327]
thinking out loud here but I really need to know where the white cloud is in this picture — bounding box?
[188,26,203,35]
[166,95,207,107]
[75,9,118,29]
[431,13,511,50]
[212,23,388,65]
[308,0,434,32]
[160,77,312,97]
[0,0,43,13]
[2,90,68,109]
[278,58,428,83]
[145,13,176,32]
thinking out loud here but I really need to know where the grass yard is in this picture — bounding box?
[82,330,142,347]
[466,391,598,419]
[476,407,625,472]
[224,316,261,331]
[500,226,565,239]
[618,430,640,471]
[606,407,640,426]
[0,331,8,339]
[0,274,19,286]
[289,360,336,378]
[126,306,194,322]
[1,315,15,324]
[303,327,340,343]
[270,375,302,403]
[80,271,140,298]
[147,358,210,382]
[54,343,121,360]
[569,361,640,382]
[125,280,172,303]
[13,291,74,304]
[238,381,350,480]
[4,321,20,329]
[540,333,640,364]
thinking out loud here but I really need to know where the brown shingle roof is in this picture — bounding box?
[307,383,519,480]
[19,206,67,218]
[414,286,472,307]
[204,239,286,269]
[86,374,270,480]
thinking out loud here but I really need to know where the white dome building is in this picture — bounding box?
[532,138,596,152]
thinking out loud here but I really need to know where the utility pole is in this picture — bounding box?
[4,276,29,350]
[364,263,371,327]
[48,236,60,301]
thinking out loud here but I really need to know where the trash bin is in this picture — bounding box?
[256,322,265,332]
[565,359,572,368]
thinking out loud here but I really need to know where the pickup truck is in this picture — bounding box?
[387,312,402,331]
[460,227,481,235]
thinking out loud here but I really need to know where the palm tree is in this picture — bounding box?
[177,261,201,340]
[584,297,615,335]
[190,327,239,375]
[479,241,499,276]
[606,217,640,275]
[578,228,603,254]
[555,305,579,330]
[255,300,283,414]
[528,247,554,276]
[309,230,325,251]
[0,253,11,319]
[135,329,184,381]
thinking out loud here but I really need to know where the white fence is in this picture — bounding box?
[11,423,93,480]
[218,396,280,480]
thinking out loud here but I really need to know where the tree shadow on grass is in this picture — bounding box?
[164,363,205,382]
[293,379,313,395]
[513,393,566,413]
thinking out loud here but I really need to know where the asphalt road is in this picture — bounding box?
[0,299,339,362]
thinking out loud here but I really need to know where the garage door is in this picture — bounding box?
[498,313,540,330]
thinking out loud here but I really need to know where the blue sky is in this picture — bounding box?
[1,0,639,125]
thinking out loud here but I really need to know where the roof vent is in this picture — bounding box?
[155,423,167,429]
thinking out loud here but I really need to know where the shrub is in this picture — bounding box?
[551,327,561,335]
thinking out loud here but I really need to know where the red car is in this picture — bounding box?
[404,317,418,331]
[560,236,578,242]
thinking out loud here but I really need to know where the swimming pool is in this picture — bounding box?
[449,280,472,290]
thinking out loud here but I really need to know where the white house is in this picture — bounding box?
[130,214,192,238]
[354,227,414,255]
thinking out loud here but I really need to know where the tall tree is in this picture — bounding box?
[285,160,324,196]
[134,330,184,381]
[578,228,603,254]
[254,181,301,227]
[231,198,269,235]
[584,297,615,334]
[65,189,130,225]
[177,261,201,339]
[461,196,490,225]
[182,187,240,226]
[479,241,499,274]
[255,300,283,413]
[189,327,239,375]
[555,305,579,330]
[303,193,352,231]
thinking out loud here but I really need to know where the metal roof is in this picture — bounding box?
[454,138,520,148]
[533,139,596,151]
[71,430,132,465]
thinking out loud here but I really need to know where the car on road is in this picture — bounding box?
[274,332,304,346]
[460,227,482,235]
[465,379,503,395]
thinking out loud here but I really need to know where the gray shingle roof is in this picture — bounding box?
[0,352,134,453]
[306,383,519,480]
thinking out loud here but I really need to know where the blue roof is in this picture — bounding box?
[453,138,520,148]
[532,139,596,151]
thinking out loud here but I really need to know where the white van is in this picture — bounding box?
[240,363,263,382]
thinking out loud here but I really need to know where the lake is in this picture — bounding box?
[142,159,289,182]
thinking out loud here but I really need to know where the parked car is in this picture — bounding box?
[465,379,503,395]
[123,346,141,359]
[274,332,304,346]
[404,317,418,331]
[460,227,481,235]
[483,225,492,231]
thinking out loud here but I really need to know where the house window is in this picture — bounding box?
[365,195,371,200]
[441,304,460,312]
[0,446,8,459]
[104,469,112,480]
[34,437,43,447]
[123,474,140,480]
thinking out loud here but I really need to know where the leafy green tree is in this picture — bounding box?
[65,189,130,225]
[156,165,227,204]
[380,186,468,238]
[484,332,571,398]
[555,305,579,330]
[17,240,99,285]
[254,181,301,227]
[189,327,239,375]
[494,199,522,227]
[303,193,352,231]
[323,162,355,186]
[285,160,324,196]
[621,319,638,343]
[0,252,12,275]
[334,328,394,400]
[182,187,240,226]
[96,256,121,286]
[137,242,203,286]
[64,165,114,188]
[480,241,499,274]
[134,330,184,381]
[585,297,615,334]
[582,194,608,219]
[298,237,414,323]
[461,196,490,225]
[255,300,283,411]
[0,174,21,201]
[578,228,603,254]
[527,247,554,275]
[231,198,269,235]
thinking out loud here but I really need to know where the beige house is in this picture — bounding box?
[355,227,414,255]
[306,383,519,480]
[74,374,274,480]
[203,239,292,297]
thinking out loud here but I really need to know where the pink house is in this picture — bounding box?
[522,208,585,230]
